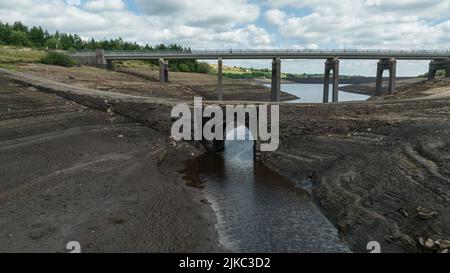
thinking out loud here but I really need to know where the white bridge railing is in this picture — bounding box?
[69,49,450,60]
[103,49,450,55]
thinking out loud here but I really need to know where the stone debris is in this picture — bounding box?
[417,207,438,220]
[418,237,450,252]
[398,208,408,218]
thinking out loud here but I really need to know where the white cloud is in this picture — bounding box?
[135,0,260,29]
[66,0,81,6]
[84,0,126,11]
[0,0,267,48]
[264,0,450,49]
[265,9,286,25]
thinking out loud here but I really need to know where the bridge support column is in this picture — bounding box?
[217,58,223,100]
[95,49,107,69]
[159,58,169,83]
[106,60,113,70]
[271,58,281,102]
[428,59,450,80]
[375,58,397,95]
[323,58,339,103]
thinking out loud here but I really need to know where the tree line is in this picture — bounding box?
[0,21,211,73]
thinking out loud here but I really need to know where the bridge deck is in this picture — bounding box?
[88,49,450,60]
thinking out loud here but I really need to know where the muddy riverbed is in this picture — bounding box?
[182,127,350,253]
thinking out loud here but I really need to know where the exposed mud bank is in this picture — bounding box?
[261,97,450,253]
[0,73,220,252]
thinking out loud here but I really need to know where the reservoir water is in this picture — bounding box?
[181,127,351,253]
[264,83,370,103]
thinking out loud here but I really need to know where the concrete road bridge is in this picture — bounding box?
[71,49,450,102]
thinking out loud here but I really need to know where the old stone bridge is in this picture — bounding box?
[71,49,450,102]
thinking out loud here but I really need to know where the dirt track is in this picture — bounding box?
[0,74,219,252]
[10,63,297,102]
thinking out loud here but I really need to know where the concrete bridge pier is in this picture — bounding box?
[159,58,169,83]
[95,49,107,68]
[428,59,450,80]
[271,58,281,102]
[375,58,397,95]
[216,58,224,100]
[323,58,339,103]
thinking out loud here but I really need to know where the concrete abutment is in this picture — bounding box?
[428,59,450,80]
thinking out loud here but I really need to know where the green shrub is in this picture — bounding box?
[178,63,190,72]
[196,62,211,74]
[41,52,76,67]
[8,31,33,47]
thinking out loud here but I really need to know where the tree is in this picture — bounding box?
[12,21,28,33]
[45,38,61,49]
[30,26,45,47]
[60,33,75,50]
[8,31,32,47]
[0,22,12,44]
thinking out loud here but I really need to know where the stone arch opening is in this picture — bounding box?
[201,115,259,160]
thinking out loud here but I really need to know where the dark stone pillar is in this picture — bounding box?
[323,58,339,102]
[106,60,113,70]
[332,59,339,102]
[217,58,223,100]
[164,60,169,82]
[375,58,396,95]
[159,58,169,83]
[428,61,437,80]
[271,58,281,102]
[388,59,397,95]
[323,65,330,103]
[375,61,384,96]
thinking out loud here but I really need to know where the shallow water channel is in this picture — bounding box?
[181,127,351,253]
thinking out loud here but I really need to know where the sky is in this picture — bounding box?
[1,0,449,76]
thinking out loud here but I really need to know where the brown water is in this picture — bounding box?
[182,128,350,253]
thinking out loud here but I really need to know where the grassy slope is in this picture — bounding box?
[0,46,45,64]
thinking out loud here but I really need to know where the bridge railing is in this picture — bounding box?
[67,49,450,58]
[102,49,450,55]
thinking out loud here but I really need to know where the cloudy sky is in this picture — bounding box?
[1,0,449,76]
